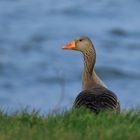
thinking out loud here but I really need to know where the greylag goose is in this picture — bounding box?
[63,36,120,113]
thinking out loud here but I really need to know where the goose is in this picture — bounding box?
[63,36,120,113]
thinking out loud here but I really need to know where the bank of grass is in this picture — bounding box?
[0,108,140,140]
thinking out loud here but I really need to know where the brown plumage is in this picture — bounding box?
[63,36,120,113]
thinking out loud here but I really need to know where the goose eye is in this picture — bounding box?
[79,39,82,42]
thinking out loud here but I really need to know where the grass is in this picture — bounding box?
[0,108,140,140]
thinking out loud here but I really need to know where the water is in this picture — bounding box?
[0,0,140,114]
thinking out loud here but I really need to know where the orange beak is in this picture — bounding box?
[62,40,76,50]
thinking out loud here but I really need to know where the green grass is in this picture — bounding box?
[0,108,140,140]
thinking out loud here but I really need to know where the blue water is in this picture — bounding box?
[0,0,140,114]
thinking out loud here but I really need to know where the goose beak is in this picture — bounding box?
[62,40,76,50]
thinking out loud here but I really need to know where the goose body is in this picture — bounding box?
[74,86,120,113]
[63,36,120,113]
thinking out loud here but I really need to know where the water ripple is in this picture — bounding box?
[96,67,140,80]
